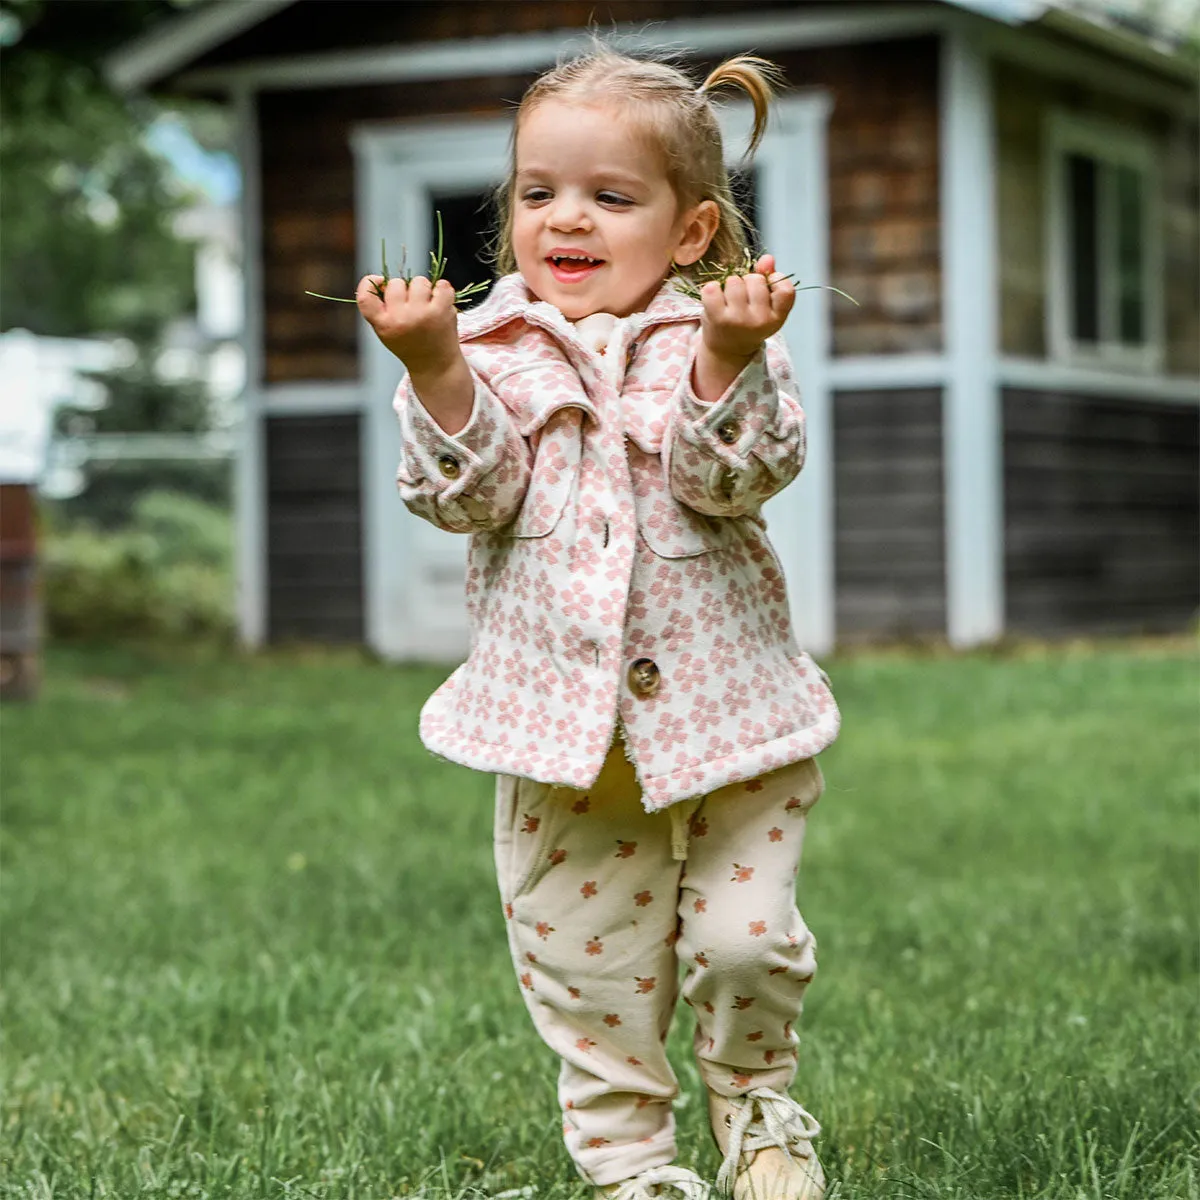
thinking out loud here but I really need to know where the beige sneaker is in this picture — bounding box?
[594,1164,713,1200]
[708,1089,826,1200]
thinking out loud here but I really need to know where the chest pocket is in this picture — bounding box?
[627,441,723,558]
[507,407,582,538]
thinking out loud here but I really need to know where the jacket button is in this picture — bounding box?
[627,658,661,697]
[716,419,740,445]
[437,454,461,479]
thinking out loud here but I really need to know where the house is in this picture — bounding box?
[107,0,1199,659]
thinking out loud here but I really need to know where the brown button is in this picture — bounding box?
[627,658,661,697]
[437,454,460,479]
[717,419,740,445]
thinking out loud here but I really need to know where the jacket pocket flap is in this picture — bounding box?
[489,360,598,438]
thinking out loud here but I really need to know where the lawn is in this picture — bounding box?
[2,640,1197,1199]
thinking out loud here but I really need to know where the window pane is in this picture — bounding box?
[428,190,496,309]
[728,167,761,257]
[1115,164,1145,345]
[1066,153,1099,343]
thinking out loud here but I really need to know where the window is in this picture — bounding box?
[1047,112,1161,372]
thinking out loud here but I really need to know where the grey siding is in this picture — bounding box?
[1003,390,1200,635]
[266,414,364,643]
[834,388,946,642]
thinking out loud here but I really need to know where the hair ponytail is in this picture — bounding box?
[698,55,786,159]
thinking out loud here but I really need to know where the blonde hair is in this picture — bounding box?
[491,44,784,279]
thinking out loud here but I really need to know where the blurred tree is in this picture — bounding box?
[2,0,236,522]
[0,0,202,340]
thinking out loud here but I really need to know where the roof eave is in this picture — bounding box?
[104,0,298,92]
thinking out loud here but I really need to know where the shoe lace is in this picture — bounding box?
[608,1165,712,1200]
[715,1088,822,1196]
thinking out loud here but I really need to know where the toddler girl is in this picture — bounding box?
[357,46,841,1200]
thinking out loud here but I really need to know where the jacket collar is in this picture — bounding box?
[457,273,703,346]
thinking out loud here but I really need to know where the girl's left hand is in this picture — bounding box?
[699,253,795,364]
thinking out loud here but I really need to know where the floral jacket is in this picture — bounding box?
[392,273,840,810]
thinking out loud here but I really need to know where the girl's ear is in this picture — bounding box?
[673,199,720,267]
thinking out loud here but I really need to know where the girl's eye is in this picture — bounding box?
[598,192,633,206]
[523,188,552,204]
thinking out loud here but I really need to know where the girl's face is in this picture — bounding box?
[511,100,718,320]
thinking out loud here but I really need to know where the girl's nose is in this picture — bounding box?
[547,197,592,233]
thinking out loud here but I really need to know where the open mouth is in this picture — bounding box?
[547,253,606,282]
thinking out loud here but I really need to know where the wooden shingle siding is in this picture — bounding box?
[266,414,364,642]
[1003,389,1200,635]
[834,388,946,643]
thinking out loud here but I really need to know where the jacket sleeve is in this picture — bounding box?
[665,332,806,518]
[392,369,532,534]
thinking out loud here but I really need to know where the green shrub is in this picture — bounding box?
[43,491,234,643]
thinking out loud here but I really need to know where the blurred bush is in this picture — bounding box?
[43,490,234,643]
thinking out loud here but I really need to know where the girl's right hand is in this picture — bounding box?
[355,274,461,375]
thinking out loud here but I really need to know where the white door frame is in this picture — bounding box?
[353,94,835,661]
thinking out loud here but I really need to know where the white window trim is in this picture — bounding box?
[1045,109,1164,375]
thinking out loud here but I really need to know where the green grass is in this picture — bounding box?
[2,640,1197,1199]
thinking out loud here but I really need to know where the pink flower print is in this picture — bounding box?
[732,1071,754,1089]
[635,976,657,994]
[783,1021,793,1038]
[496,694,524,730]
[504,903,514,920]
[585,937,604,956]
[695,952,710,968]
[768,827,783,842]
[759,566,786,605]
[689,694,721,734]
[580,880,598,898]
[749,921,768,937]
[706,734,735,759]
[690,816,709,838]
[806,680,832,714]
[615,840,638,858]
[649,573,683,610]
[703,1001,714,1014]
[533,570,556,610]
[693,897,707,913]
[520,972,533,990]
[725,580,749,617]
[559,579,590,619]
[710,635,738,671]
[675,653,706,693]
[586,1136,610,1149]
[584,724,610,757]
[737,622,760,655]
[764,1050,776,1064]
[733,996,756,1011]
[683,556,715,587]
[660,609,694,651]
[626,1056,643,1067]
[746,1030,764,1042]
[535,922,555,940]
[732,864,755,883]
[554,713,582,747]
[655,712,688,750]
[698,597,726,634]
[664,928,679,948]
[784,795,806,812]
[722,678,749,716]
[531,658,557,697]
[523,702,553,739]
[745,779,764,793]
[633,890,653,907]
[602,1013,622,1027]
[576,1037,597,1053]
[525,952,538,964]
[568,986,582,1000]
[769,965,788,976]
[597,588,627,624]
[548,848,568,867]
[572,797,590,815]
[521,814,540,835]
[738,717,766,747]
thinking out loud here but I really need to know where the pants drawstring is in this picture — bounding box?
[669,799,701,861]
